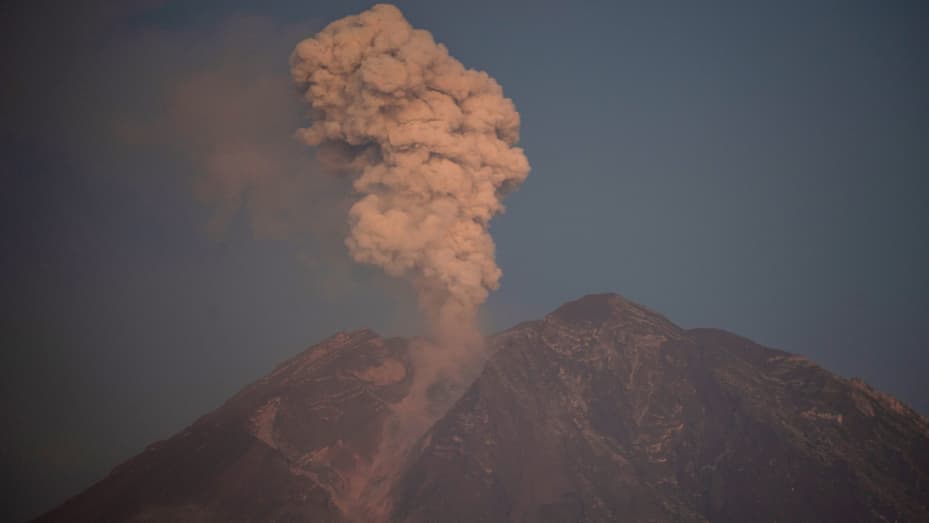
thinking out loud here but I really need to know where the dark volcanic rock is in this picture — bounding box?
[391,294,929,522]
[36,294,929,522]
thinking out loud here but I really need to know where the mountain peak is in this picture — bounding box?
[547,292,677,332]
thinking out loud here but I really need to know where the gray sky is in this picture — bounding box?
[3,1,927,520]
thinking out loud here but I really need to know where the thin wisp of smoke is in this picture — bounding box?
[290,3,529,341]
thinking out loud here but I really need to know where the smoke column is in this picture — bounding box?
[290,5,529,518]
[290,3,529,342]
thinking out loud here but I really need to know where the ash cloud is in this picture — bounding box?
[110,14,404,302]
[290,3,530,341]
[289,5,530,519]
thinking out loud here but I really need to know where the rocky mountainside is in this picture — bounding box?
[36,294,929,522]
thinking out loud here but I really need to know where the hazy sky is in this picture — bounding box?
[3,1,927,520]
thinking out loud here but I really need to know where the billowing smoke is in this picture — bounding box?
[290,3,529,341]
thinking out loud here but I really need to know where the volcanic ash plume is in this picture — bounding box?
[290,3,529,340]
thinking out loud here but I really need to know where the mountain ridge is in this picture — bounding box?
[35,293,929,522]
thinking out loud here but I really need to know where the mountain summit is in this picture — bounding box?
[37,294,929,522]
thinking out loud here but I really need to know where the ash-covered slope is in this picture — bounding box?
[36,294,929,522]
[35,329,416,523]
[391,294,929,522]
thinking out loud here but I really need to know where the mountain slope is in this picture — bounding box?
[36,294,929,522]
[392,294,929,522]
[35,330,415,522]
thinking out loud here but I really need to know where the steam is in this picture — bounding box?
[290,3,529,341]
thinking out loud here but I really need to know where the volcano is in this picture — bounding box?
[36,294,929,522]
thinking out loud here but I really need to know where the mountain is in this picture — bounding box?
[392,294,929,522]
[36,294,929,522]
